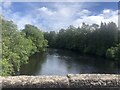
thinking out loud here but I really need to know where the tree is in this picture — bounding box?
[44,22,119,60]
[44,31,56,48]
[1,19,48,76]
[22,24,48,52]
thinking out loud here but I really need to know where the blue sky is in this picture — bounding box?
[1,2,118,31]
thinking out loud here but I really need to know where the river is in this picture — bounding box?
[20,49,120,75]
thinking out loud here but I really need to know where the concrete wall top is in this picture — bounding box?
[0,74,120,88]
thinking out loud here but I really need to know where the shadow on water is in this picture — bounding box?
[20,48,120,75]
[20,52,47,75]
[54,49,120,74]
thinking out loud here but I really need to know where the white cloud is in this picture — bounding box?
[0,5,2,14]
[11,14,44,30]
[73,9,118,27]
[35,3,83,31]
[37,7,55,16]
[2,1,13,20]
[78,9,91,16]
[0,0,119,2]
[3,2,118,31]
[37,5,118,31]
[103,9,111,14]
[3,10,41,30]
[37,5,76,19]
[3,2,12,9]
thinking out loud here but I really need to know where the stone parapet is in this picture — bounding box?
[0,74,119,88]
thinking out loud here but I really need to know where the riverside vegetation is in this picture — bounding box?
[1,18,48,75]
[44,22,120,60]
[1,17,120,76]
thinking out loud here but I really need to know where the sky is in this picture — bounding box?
[1,2,119,31]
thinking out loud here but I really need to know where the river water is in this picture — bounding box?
[20,49,119,75]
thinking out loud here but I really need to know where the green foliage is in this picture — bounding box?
[44,22,119,60]
[1,16,119,75]
[22,24,48,52]
[44,31,56,48]
[1,19,48,76]
[106,44,120,61]
[0,59,13,76]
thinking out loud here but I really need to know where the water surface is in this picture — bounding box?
[20,49,119,75]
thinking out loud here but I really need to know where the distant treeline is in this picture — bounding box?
[44,22,120,61]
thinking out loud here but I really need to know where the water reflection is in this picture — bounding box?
[20,49,120,75]
[20,53,47,75]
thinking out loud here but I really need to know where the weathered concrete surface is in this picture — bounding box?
[1,76,69,88]
[0,74,120,88]
[67,74,120,88]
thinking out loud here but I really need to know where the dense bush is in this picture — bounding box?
[1,18,48,76]
[106,44,120,61]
